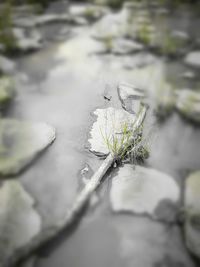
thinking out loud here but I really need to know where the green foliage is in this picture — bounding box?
[161,34,177,55]
[137,22,151,45]
[102,35,113,52]
[0,1,16,52]
[84,7,97,21]
[0,76,14,110]
[100,113,148,164]
[100,121,133,157]
[26,0,49,8]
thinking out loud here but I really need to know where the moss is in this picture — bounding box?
[0,1,17,53]
[0,76,14,110]
[83,7,97,21]
[161,34,177,55]
[137,22,152,45]
[155,81,176,119]
[103,35,113,52]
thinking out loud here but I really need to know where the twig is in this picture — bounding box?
[6,103,148,267]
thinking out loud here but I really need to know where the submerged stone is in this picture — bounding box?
[114,216,195,267]
[0,119,56,176]
[0,55,16,75]
[184,171,200,259]
[155,83,176,119]
[122,52,157,69]
[88,107,136,156]
[110,165,180,222]
[13,27,43,52]
[176,89,200,123]
[92,12,127,40]
[117,82,146,114]
[0,76,15,111]
[111,38,144,55]
[0,180,41,266]
[68,4,109,21]
[181,71,195,80]
[184,51,200,68]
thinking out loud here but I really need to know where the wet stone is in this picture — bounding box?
[0,180,41,266]
[184,51,200,68]
[13,27,43,52]
[155,83,176,119]
[184,171,200,259]
[88,107,136,156]
[92,12,127,40]
[176,89,200,124]
[0,76,15,111]
[181,71,195,80]
[115,216,195,267]
[13,13,87,29]
[0,119,56,176]
[68,4,109,21]
[122,52,157,69]
[111,38,144,55]
[0,55,16,75]
[117,82,146,114]
[110,164,180,222]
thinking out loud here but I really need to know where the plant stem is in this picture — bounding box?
[6,104,148,267]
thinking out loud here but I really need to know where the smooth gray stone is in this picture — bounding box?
[0,55,16,75]
[110,164,180,222]
[184,51,200,68]
[176,89,200,123]
[0,180,41,266]
[0,119,56,176]
[184,171,200,259]
[0,76,15,110]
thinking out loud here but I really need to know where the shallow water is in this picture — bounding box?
[8,2,200,267]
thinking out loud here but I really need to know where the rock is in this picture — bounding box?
[13,16,37,28]
[13,27,43,52]
[176,89,200,123]
[0,76,15,111]
[184,51,200,68]
[68,4,109,21]
[171,30,189,42]
[0,55,16,75]
[117,82,146,114]
[114,216,195,267]
[122,52,157,69]
[0,180,41,266]
[12,4,41,18]
[155,82,176,118]
[155,7,169,15]
[181,71,195,80]
[13,13,87,28]
[164,30,190,55]
[110,165,180,222]
[88,107,136,156]
[35,14,69,25]
[0,119,56,176]
[111,38,144,55]
[184,171,200,259]
[92,11,127,40]
[35,13,88,26]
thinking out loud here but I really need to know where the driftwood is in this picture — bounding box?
[6,103,148,267]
